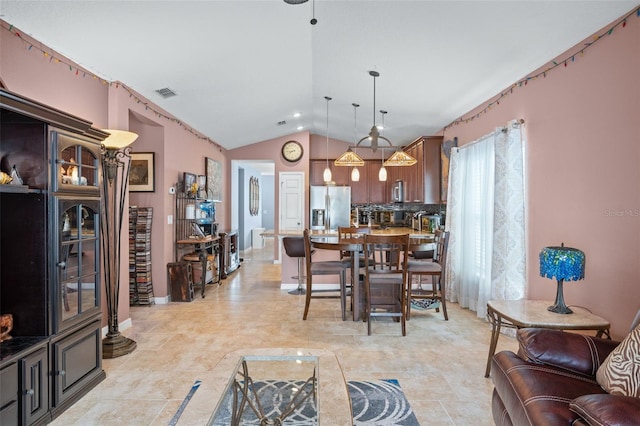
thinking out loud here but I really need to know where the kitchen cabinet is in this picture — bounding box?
[390,136,442,203]
[0,89,106,425]
[349,163,369,204]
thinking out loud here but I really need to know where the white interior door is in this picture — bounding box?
[279,172,304,231]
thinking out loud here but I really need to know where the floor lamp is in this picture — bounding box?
[101,129,138,358]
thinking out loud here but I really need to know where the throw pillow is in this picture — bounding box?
[596,324,640,397]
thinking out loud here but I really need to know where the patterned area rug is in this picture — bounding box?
[209,379,317,425]
[348,379,420,426]
[411,298,441,310]
[207,379,419,425]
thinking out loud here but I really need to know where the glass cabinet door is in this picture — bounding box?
[53,131,100,191]
[56,198,100,331]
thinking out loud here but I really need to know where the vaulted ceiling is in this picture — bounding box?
[2,1,638,150]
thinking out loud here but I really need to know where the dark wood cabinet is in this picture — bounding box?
[21,346,48,425]
[349,163,369,204]
[0,89,106,425]
[392,136,442,203]
[366,161,388,204]
[311,137,443,205]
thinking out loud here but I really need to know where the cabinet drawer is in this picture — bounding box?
[52,320,102,406]
[1,362,18,424]
[1,361,18,409]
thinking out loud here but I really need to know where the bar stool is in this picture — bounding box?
[283,236,307,295]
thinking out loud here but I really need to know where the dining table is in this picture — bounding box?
[310,230,435,321]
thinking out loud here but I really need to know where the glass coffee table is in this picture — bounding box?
[178,348,352,425]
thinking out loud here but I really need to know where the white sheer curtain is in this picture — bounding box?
[445,120,526,318]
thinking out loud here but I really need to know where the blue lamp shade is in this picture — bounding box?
[539,245,585,282]
[539,244,585,314]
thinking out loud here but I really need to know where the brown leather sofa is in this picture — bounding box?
[491,326,640,425]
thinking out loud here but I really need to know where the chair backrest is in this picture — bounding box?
[435,231,450,282]
[363,234,410,275]
[338,226,370,258]
[338,226,371,240]
[283,236,305,258]
[433,230,448,263]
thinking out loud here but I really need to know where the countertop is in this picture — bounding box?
[262,227,433,238]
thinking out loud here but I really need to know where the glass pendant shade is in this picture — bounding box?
[379,166,387,181]
[323,167,332,182]
[384,150,417,166]
[351,167,360,181]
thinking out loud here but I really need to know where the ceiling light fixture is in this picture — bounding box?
[283,0,317,25]
[379,149,387,181]
[383,110,417,167]
[323,96,332,183]
[336,71,416,168]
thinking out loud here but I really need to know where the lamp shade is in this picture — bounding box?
[334,148,365,167]
[383,150,417,166]
[101,129,138,149]
[378,166,387,181]
[351,167,360,181]
[539,245,585,282]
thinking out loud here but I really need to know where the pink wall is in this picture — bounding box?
[230,131,310,262]
[1,23,229,327]
[441,12,640,338]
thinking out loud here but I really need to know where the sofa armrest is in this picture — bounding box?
[570,394,640,426]
[516,328,620,377]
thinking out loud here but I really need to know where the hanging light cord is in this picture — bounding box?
[325,96,331,170]
[353,103,359,144]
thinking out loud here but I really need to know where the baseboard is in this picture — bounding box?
[101,317,133,338]
[154,295,170,304]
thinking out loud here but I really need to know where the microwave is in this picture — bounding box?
[391,180,404,203]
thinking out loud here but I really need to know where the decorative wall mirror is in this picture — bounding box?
[249,176,259,216]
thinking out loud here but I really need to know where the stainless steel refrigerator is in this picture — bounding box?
[310,186,351,231]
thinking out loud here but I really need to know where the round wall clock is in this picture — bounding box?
[281,140,304,162]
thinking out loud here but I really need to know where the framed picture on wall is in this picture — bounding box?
[183,172,197,195]
[129,152,155,192]
[206,157,223,201]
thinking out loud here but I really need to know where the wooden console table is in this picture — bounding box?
[485,299,610,377]
[176,235,221,298]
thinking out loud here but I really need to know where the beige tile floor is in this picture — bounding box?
[51,239,516,425]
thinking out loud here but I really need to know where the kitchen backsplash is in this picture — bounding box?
[351,203,445,228]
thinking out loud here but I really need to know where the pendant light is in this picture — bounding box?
[351,103,361,181]
[351,164,360,182]
[379,149,387,181]
[336,70,416,167]
[378,110,387,181]
[323,96,332,183]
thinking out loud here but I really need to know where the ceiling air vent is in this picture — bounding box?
[155,87,177,99]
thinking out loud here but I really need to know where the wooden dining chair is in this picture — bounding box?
[302,229,350,321]
[362,233,410,336]
[406,230,449,320]
[337,226,370,261]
